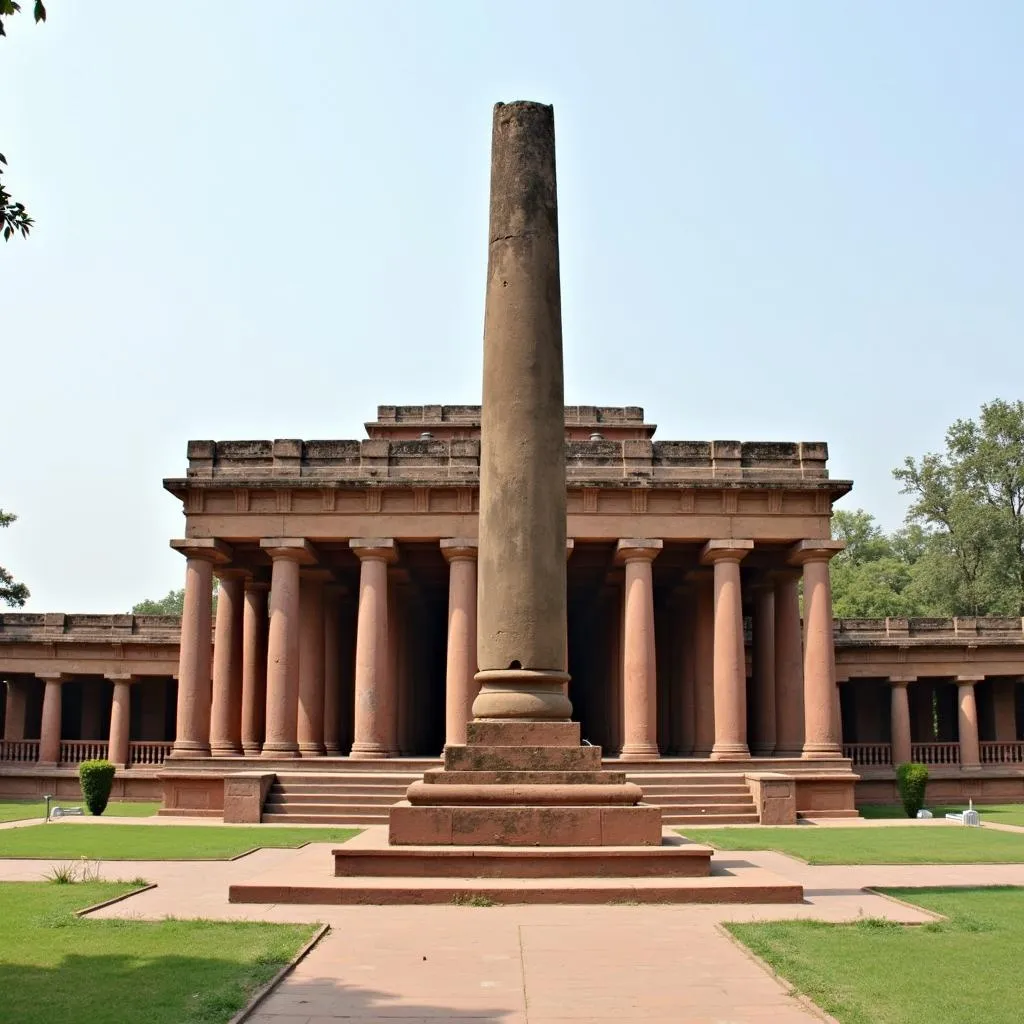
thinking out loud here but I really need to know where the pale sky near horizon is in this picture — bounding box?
[3,2,1022,613]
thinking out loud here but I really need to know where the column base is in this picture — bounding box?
[261,742,299,758]
[961,763,982,772]
[210,744,244,757]
[324,743,342,755]
[750,745,776,758]
[618,743,660,761]
[773,747,803,759]
[241,742,263,756]
[710,743,750,761]
[37,760,57,768]
[299,743,326,757]
[801,744,844,759]
[350,743,390,759]
[169,742,211,758]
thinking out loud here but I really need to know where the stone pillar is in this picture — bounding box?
[472,101,571,722]
[669,588,694,756]
[615,539,663,760]
[107,675,132,767]
[259,538,316,758]
[322,584,344,755]
[773,570,804,757]
[889,677,913,766]
[240,580,269,755]
[750,582,776,756]
[701,540,754,760]
[210,570,246,756]
[992,678,1018,742]
[297,572,328,756]
[169,539,230,758]
[3,678,28,741]
[350,539,398,759]
[442,539,478,747]
[38,674,63,765]
[691,572,716,757]
[789,540,845,759]
[957,676,982,768]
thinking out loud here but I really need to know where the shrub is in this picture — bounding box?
[79,759,116,816]
[896,761,929,818]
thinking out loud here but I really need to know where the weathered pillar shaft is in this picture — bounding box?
[473,101,571,721]
[210,571,246,756]
[3,679,28,741]
[958,677,981,767]
[890,679,912,765]
[773,571,804,757]
[297,574,327,756]
[692,573,716,757]
[240,581,269,754]
[442,540,478,747]
[322,584,344,755]
[751,583,777,756]
[108,677,132,767]
[38,676,63,765]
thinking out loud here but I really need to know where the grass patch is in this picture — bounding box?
[860,803,1024,827]
[0,824,359,860]
[0,800,160,823]
[728,886,1024,1024]
[679,825,1024,864]
[0,881,315,1024]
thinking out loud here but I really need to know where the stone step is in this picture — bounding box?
[266,794,399,808]
[270,785,406,799]
[642,799,756,814]
[261,811,390,825]
[663,812,761,825]
[637,785,751,797]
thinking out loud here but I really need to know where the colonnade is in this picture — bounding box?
[171,535,845,762]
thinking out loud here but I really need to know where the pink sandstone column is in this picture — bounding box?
[322,584,344,755]
[3,679,28,740]
[751,582,776,756]
[669,587,694,755]
[691,572,715,757]
[992,678,1018,742]
[387,576,404,756]
[260,539,316,758]
[80,680,104,741]
[297,572,327,756]
[616,539,663,760]
[702,540,754,760]
[350,539,397,759]
[957,676,982,768]
[210,570,246,756]
[107,675,132,767]
[169,539,230,758]
[441,539,478,748]
[890,678,913,766]
[789,540,844,759]
[773,570,804,757]
[240,580,269,755]
[38,674,63,766]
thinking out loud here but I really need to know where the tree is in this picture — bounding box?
[0,508,30,607]
[894,399,1024,615]
[828,509,915,618]
[1,0,46,241]
[132,582,219,616]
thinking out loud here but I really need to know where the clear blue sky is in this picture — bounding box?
[3,2,1022,612]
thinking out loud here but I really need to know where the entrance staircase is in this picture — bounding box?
[259,769,759,826]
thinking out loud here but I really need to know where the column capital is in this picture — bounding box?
[700,538,754,565]
[350,538,398,563]
[170,538,232,564]
[787,539,845,567]
[214,567,251,583]
[244,578,271,593]
[104,673,138,684]
[615,538,663,564]
[440,538,479,562]
[36,672,67,684]
[888,675,917,686]
[956,675,984,685]
[260,537,318,564]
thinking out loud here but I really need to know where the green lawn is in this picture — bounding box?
[0,824,359,860]
[0,881,316,1024]
[0,800,161,823]
[860,803,1024,827]
[679,825,1024,863]
[728,887,1024,1024]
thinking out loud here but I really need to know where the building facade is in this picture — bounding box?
[2,405,1023,811]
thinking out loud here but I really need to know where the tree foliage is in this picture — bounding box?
[1,0,46,241]
[132,583,218,616]
[0,509,30,607]
[831,400,1024,618]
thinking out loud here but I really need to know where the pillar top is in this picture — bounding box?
[244,578,271,593]
[440,538,479,562]
[699,538,754,565]
[105,673,137,683]
[260,537,318,564]
[787,539,845,566]
[615,538,663,563]
[215,567,251,582]
[888,675,916,685]
[36,672,67,683]
[957,674,985,684]
[349,537,398,563]
[170,538,233,564]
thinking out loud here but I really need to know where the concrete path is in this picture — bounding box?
[7,825,1024,1023]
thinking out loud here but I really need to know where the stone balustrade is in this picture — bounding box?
[835,617,1024,644]
[0,613,183,642]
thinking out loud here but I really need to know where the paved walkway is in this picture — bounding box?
[5,823,1024,1023]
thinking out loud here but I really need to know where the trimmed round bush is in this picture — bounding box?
[896,761,929,818]
[79,759,116,816]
